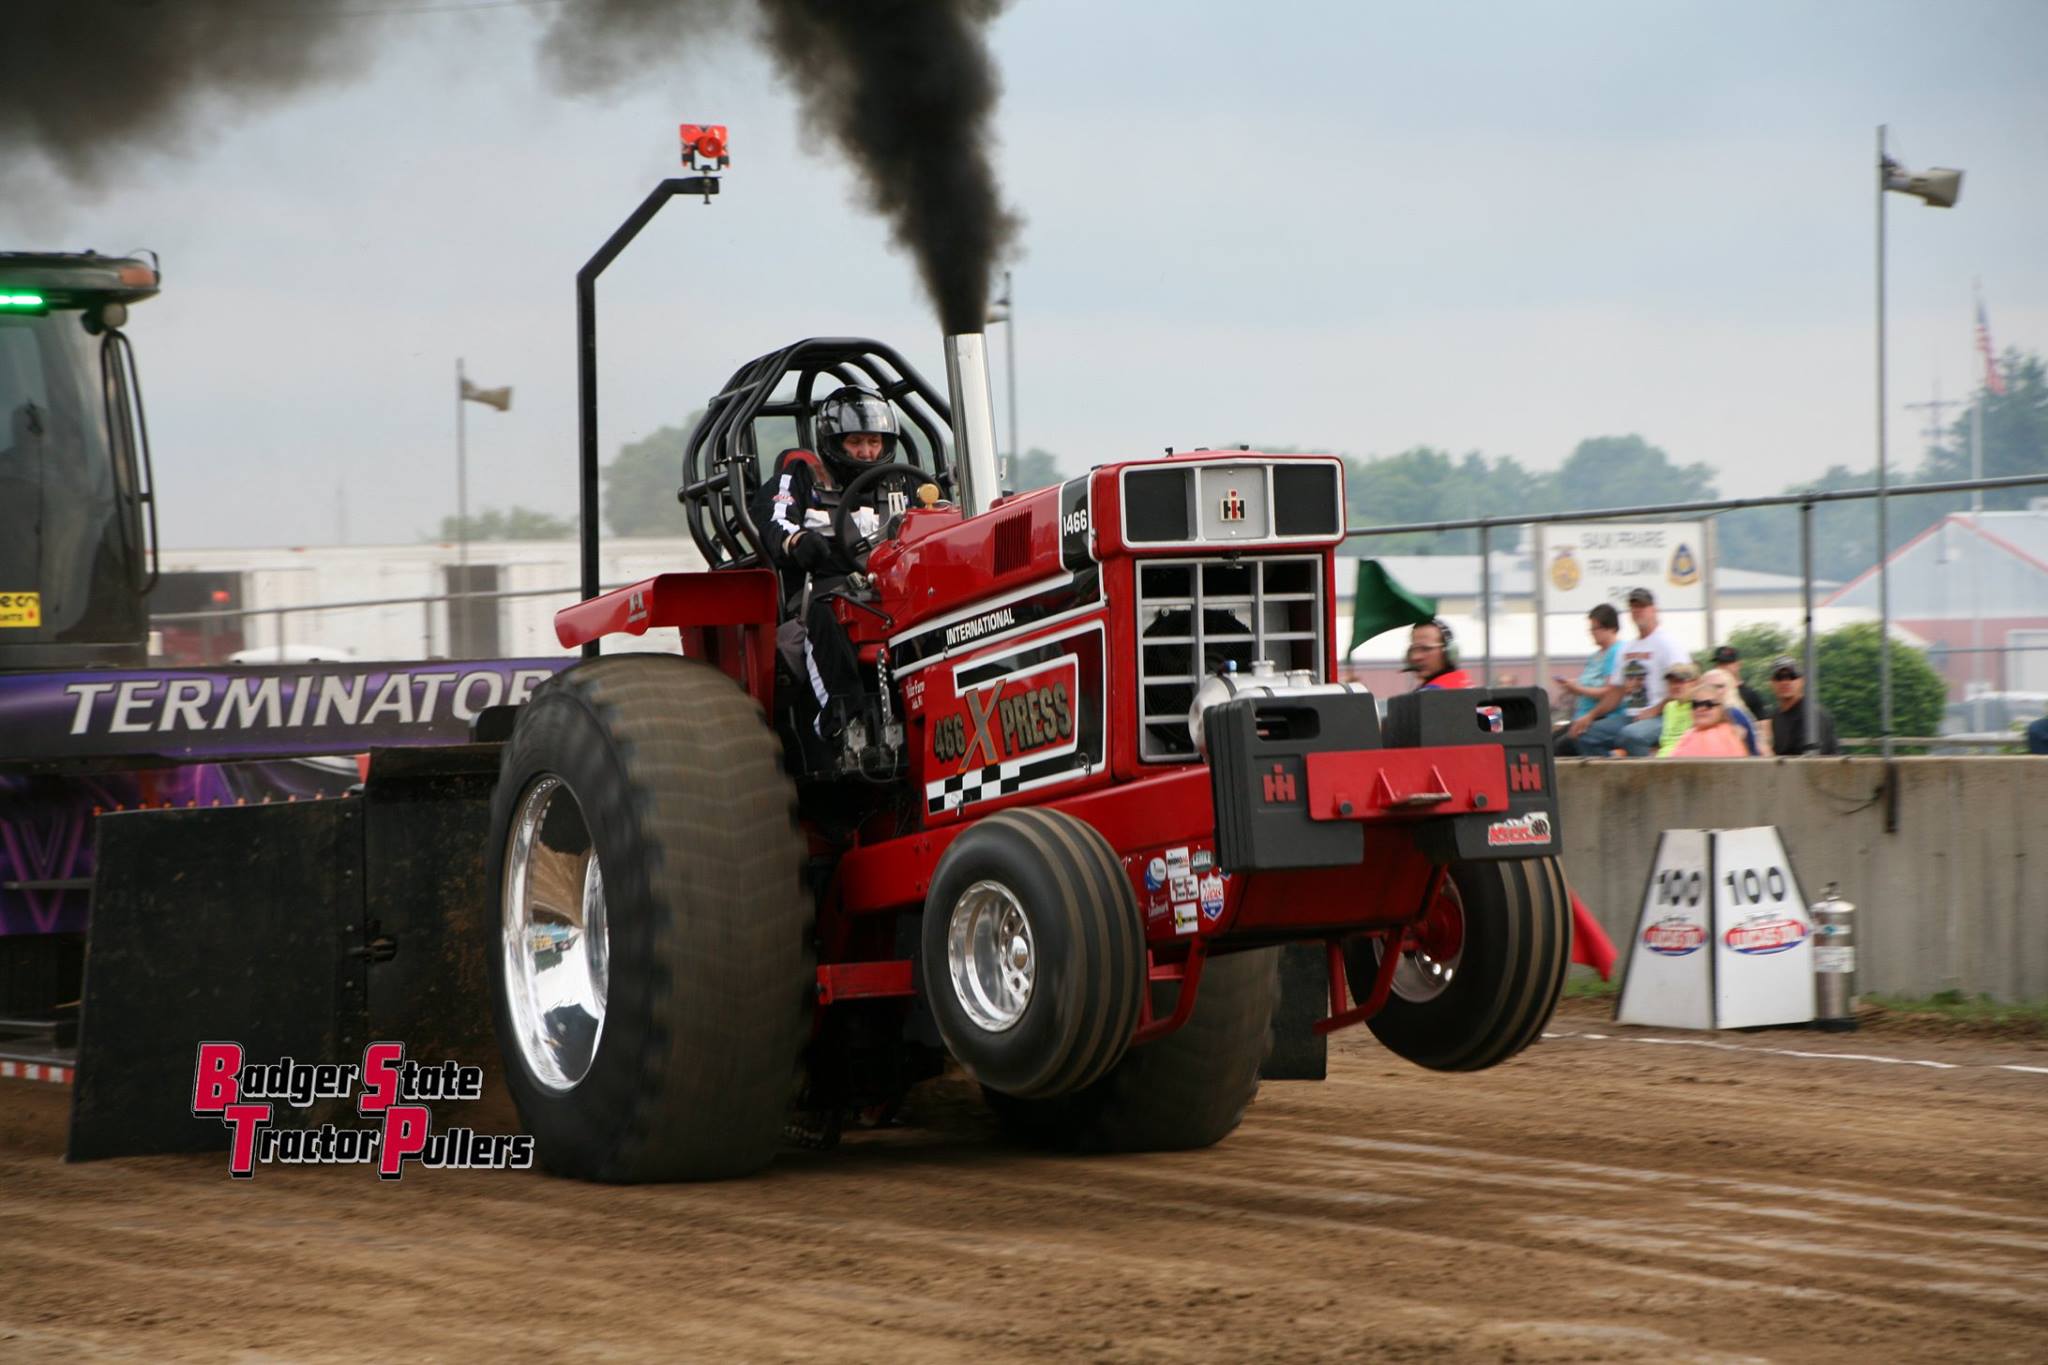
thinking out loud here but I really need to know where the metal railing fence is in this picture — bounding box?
[138,473,2048,748]
[1341,471,2048,752]
[150,581,629,660]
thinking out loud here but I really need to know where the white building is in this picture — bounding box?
[153,536,706,663]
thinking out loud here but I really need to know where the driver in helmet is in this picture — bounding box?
[753,384,903,743]
[761,384,900,579]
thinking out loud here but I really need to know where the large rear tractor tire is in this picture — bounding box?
[986,946,1280,1153]
[1344,856,1568,1072]
[486,655,811,1182]
[921,809,1144,1101]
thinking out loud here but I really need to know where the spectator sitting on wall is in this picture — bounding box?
[1666,673,1751,757]
[2029,713,2048,755]
[1656,661,1700,755]
[1573,587,1691,758]
[1767,656,1839,756]
[1702,665,1763,755]
[1711,644,1770,718]
[1553,603,1622,757]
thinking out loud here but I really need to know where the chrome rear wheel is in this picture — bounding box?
[500,774,610,1093]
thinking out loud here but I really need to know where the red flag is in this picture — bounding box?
[1570,891,1617,982]
[1977,299,2007,397]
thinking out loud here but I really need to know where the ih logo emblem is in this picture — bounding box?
[1509,751,1544,793]
[1261,763,1297,803]
[1219,489,1246,523]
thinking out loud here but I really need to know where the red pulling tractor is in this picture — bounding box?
[51,158,1565,1176]
[488,330,1568,1181]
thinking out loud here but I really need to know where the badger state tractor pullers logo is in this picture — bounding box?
[1485,812,1552,848]
[193,1041,532,1179]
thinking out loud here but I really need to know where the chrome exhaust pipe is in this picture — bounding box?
[944,332,1003,518]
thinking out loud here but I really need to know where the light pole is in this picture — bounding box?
[1875,126,1962,753]
[456,360,512,655]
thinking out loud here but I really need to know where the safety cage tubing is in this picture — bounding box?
[679,337,959,569]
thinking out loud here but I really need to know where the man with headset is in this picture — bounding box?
[1404,619,1474,690]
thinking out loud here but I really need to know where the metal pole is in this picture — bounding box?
[1972,280,1985,513]
[1532,523,1548,704]
[1004,269,1019,481]
[1971,393,1986,690]
[1875,125,1893,759]
[1479,522,1493,684]
[456,356,469,657]
[423,598,434,659]
[577,178,704,659]
[1702,517,1718,659]
[1801,498,1818,700]
[1340,471,2048,541]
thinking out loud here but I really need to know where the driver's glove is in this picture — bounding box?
[788,531,836,573]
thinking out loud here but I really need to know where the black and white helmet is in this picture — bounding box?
[813,385,899,478]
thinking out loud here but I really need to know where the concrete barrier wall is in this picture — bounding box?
[1556,758,2048,1001]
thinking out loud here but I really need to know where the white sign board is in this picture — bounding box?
[1542,521,1706,613]
[1710,826,1816,1029]
[1616,826,1815,1030]
[1613,830,1713,1029]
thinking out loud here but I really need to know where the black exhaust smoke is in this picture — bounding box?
[8,1,1019,334]
[2,1,377,185]
[540,0,1019,333]
[747,0,1020,334]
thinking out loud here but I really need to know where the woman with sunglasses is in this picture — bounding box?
[1665,674,1752,758]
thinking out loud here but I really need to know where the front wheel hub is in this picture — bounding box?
[500,774,610,1091]
[1380,877,1466,1004]
[947,880,1035,1032]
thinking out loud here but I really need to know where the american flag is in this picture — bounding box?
[1976,298,2007,396]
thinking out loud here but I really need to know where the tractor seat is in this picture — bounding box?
[770,446,824,484]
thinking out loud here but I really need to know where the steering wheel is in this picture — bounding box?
[832,462,931,568]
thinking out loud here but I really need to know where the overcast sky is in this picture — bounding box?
[10,0,2045,549]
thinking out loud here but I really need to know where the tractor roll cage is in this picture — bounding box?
[680,337,958,570]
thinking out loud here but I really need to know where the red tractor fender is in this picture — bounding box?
[553,570,783,710]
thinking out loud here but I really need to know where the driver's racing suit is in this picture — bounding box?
[754,449,870,738]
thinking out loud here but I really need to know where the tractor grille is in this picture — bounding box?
[1135,555,1324,761]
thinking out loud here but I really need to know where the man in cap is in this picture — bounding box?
[1767,656,1839,756]
[1571,587,1691,757]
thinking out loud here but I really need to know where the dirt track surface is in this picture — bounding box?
[5,999,2046,1364]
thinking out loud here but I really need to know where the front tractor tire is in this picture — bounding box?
[987,946,1281,1154]
[921,809,1145,1101]
[1344,856,1569,1072]
[486,656,811,1182]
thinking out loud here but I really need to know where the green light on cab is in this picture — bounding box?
[0,292,49,308]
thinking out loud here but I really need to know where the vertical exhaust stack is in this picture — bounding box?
[944,332,1004,518]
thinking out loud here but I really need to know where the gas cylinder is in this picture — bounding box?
[1811,882,1857,1032]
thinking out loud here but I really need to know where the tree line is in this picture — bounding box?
[1330,348,2044,584]
[433,347,2043,570]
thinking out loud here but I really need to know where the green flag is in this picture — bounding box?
[1346,559,1437,657]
